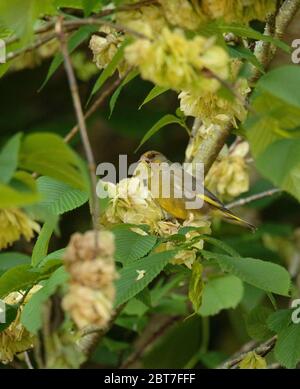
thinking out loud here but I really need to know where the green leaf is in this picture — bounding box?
[0,303,18,332]
[0,261,62,298]
[31,215,58,267]
[36,176,88,215]
[274,323,300,368]
[82,0,100,16]
[89,39,128,102]
[257,66,300,108]
[0,159,40,208]
[21,267,69,333]
[135,114,188,152]
[228,46,264,74]
[115,250,176,307]
[39,26,97,90]
[267,309,292,333]
[0,0,55,41]
[143,315,202,368]
[0,252,30,276]
[139,85,169,110]
[53,0,84,9]
[109,69,139,117]
[199,275,244,316]
[0,63,11,79]
[209,22,290,53]
[246,67,300,155]
[38,248,65,267]
[202,251,291,296]
[123,297,149,317]
[19,132,85,190]
[136,287,152,307]
[255,138,300,201]
[188,261,204,312]
[201,235,240,257]
[246,67,300,201]
[0,133,22,184]
[113,228,157,265]
[246,306,274,341]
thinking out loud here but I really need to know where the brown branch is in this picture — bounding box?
[5,0,158,45]
[62,18,149,40]
[219,336,277,369]
[251,0,300,82]
[187,0,300,176]
[120,315,180,368]
[6,0,155,62]
[56,17,99,242]
[185,122,231,176]
[274,0,300,40]
[250,13,276,83]
[64,72,127,143]
[226,188,282,209]
[6,32,58,61]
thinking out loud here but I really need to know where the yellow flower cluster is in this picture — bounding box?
[117,3,167,38]
[205,141,250,201]
[201,0,275,24]
[62,230,118,329]
[101,177,164,230]
[155,223,210,268]
[159,0,275,27]
[179,60,250,128]
[158,0,205,30]
[89,26,128,76]
[0,208,40,251]
[125,28,229,93]
[179,77,249,128]
[0,287,40,364]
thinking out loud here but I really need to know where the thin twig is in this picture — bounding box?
[64,72,128,143]
[5,21,55,45]
[120,315,180,368]
[219,336,277,369]
[6,20,142,63]
[56,17,99,244]
[6,32,57,62]
[226,188,282,209]
[63,18,149,40]
[6,2,153,62]
[5,0,158,45]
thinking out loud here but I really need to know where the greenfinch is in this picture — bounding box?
[139,150,256,231]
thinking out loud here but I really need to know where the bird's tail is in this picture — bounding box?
[219,208,257,232]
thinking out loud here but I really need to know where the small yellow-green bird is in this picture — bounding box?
[139,150,256,231]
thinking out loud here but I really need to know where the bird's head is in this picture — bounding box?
[139,150,168,165]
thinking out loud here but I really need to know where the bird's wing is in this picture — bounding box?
[169,163,226,211]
